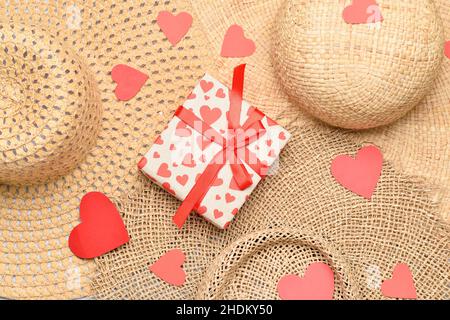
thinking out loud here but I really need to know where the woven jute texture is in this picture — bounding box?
[273,0,444,130]
[93,123,450,300]
[0,0,215,299]
[189,0,450,222]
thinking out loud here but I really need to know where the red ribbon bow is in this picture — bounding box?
[172,64,269,228]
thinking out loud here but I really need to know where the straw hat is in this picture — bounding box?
[0,1,216,299]
[190,0,450,221]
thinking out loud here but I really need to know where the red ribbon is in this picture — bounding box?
[172,64,269,228]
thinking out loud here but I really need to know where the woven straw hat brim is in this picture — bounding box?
[191,0,450,221]
[196,228,361,300]
[0,0,216,299]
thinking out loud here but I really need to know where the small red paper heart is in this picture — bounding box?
[204,95,210,101]
[157,163,172,178]
[153,152,160,159]
[277,262,335,300]
[200,105,222,125]
[266,139,273,147]
[182,153,196,168]
[137,157,147,170]
[200,80,214,93]
[279,132,286,140]
[445,41,450,59]
[331,145,383,199]
[221,24,256,58]
[215,195,221,200]
[69,192,130,259]
[149,249,186,286]
[231,208,239,216]
[214,209,224,219]
[154,136,164,145]
[176,175,189,186]
[157,11,193,46]
[175,121,192,137]
[170,144,176,151]
[111,64,149,101]
[216,88,226,98]
[187,93,196,100]
[381,263,417,299]
[342,0,383,25]
[225,193,236,203]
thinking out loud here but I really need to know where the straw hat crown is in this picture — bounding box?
[0,23,101,185]
[273,0,444,129]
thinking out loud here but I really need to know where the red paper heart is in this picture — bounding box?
[154,136,164,145]
[200,105,222,125]
[331,146,383,199]
[176,174,189,186]
[278,262,335,300]
[342,0,383,24]
[157,11,193,46]
[69,192,130,259]
[153,152,160,159]
[381,263,417,299]
[111,64,149,101]
[221,24,256,58]
[279,132,287,140]
[149,249,186,286]
[445,41,450,59]
[157,163,172,178]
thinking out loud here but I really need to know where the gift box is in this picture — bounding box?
[139,65,290,229]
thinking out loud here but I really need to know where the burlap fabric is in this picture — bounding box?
[0,0,215,299]
[93,123,450,300]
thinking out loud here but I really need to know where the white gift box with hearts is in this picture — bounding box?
[139,72,290,229]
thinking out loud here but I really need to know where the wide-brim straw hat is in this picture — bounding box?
[1,0,449,300]
[0,0,219,299]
